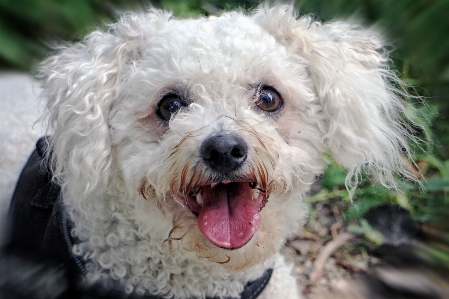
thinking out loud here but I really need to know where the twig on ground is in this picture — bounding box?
[298,230,325,243]
[331,221,342,240]
[308,232,354,286]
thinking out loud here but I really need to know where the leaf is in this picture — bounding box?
[343,184,391,219]
[348,219,384,246]
[321,163,347,190]
[423,177,449,192]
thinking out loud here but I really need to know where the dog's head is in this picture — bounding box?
[40,5,415,272]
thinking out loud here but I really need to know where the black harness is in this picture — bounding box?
[3,137,272,299]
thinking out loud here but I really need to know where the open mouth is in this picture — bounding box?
[182,182,268,249]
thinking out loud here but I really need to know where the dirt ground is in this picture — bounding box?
[283,197,449,299]
[281,198,366,297]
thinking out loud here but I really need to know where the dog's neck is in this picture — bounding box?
[64,183,271,299]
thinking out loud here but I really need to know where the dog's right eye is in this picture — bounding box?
[156,94,187,121]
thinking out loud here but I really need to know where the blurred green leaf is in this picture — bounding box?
[424,177,449,192]
[343,184,391,219]
[321,162,347,190]
[348,219,384,246]
[159,0,205,17]
[0,19,47,68]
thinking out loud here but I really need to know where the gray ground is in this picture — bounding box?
[0,72,42,243]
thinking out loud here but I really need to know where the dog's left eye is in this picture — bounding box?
[157,94,187,121]
[255,86,283,113]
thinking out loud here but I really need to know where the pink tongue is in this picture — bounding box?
[198,182,261,249]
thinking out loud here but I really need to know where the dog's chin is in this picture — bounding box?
[181,181,268,250]
[182,223,278,273]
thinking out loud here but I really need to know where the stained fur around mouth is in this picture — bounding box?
[186,180,266,197]
[176,163,273,198]
[138,141,281,208]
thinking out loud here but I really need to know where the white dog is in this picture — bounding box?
[2,3,417,299]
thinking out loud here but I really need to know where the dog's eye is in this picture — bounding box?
[157,94,187,121]
[255,86,283,113]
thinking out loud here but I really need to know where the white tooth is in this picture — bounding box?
[251,188,260,199]
[196,192,203,205]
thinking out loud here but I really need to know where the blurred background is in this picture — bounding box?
[1,0,448,297]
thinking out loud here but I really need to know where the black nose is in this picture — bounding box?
[200,134,248,173]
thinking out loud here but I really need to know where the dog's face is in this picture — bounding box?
[106,12,322,271]
[40,5,413,274]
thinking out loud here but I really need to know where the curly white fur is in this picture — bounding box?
[2,3,417,299]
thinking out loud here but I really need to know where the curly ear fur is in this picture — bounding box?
[38,10,172,203]
[254,4,417,192]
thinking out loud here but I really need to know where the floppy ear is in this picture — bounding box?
[253,5,416,192]
[39,11,171,200]
[39,30,119,199]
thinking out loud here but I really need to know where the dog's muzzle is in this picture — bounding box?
[181,133,268,250]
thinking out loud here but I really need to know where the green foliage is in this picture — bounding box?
[298,0,449,81]
[315,156,448,223]
[2,0,448,85]
[0,0,143,70]
[151,0,260,17]
[0,0,263,70]
[321,161,347,190]
[344,184,392,220]
[153,0,205,17]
